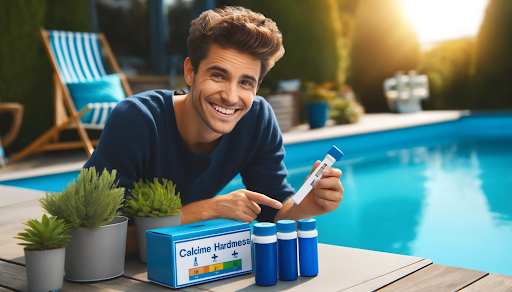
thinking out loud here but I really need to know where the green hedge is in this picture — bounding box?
[0,0,91,152]
[473,0,512,109]
[349,0,419,112]
[419,38,476,110]
[420,0,512,111]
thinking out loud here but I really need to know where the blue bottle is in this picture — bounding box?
[277,220,298,281]
[253,222,278,286]
[298,218,319,277]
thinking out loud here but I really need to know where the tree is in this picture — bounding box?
[474,0,512,109]
[349,0,419,112]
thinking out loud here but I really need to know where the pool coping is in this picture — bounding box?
[0,110,464,182]
[283,110,465,145]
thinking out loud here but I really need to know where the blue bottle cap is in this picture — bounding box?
[327,145,344,161]
[253,222,277,236]
[276,220,296,233]
[298,218,317,231]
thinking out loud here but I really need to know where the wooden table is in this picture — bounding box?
[1,186,512,292]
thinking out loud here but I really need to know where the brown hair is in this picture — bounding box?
[187,6,285,84]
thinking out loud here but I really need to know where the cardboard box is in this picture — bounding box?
[147,219,253,289]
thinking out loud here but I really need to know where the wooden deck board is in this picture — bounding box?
[0,199,44,261]
[377,264,488,292]
[0,260,181,292]
[343,259,433,292]
[459,273,512,292]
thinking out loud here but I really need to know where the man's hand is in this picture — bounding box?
[298,160,344,217]
[275,160,343,222]
[181,189,283,224]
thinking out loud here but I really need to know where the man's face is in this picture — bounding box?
[185,44,260,135]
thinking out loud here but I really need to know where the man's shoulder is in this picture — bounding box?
[246,95,274,120]
[122,89,175,107]
[236,95,279,135]
[115,89,176,116]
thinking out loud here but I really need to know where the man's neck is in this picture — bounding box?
[174,94,222,154]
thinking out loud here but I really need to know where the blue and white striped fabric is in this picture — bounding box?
[49,30,108,84]
[0,146,5,167]
[49,30,120,127]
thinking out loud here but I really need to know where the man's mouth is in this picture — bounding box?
[211,103,237,115]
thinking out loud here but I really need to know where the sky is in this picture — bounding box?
[401,0,490,44]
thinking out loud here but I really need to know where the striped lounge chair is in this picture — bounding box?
[12,29,133,162]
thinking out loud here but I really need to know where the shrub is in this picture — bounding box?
[330,98,364,124]
[15,214,72,251]
[473,0,512,109]
[418,38,476,110]
[302,81,338,104]
[40,167,125,229]
[125,178,182,218]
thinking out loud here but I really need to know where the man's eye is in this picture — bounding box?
[241,80,253,87]
[212,73,223,79]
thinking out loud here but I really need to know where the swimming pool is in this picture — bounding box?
[2,113,511,275]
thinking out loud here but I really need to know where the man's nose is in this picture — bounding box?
[220,82,239,106]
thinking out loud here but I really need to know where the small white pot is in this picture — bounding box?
[135,215,181,263]
[24,247,65,292]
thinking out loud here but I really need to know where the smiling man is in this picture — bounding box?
[84,7,344,228]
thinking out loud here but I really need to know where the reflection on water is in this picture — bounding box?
[410,139,512,275]
[286,138,512,276]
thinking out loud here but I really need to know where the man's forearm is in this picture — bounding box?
[273,199,313,222]
[180,200,214,225]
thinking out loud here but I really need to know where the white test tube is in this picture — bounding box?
[291,145,344,205]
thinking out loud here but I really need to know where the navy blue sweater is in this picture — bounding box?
[84,90,295,222]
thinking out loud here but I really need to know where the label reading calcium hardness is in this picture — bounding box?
[174,230,252,286]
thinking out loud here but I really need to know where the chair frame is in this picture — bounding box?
[11,28,133,162]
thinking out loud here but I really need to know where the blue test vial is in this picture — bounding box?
[253,222,278,286]
[277,220,298,281]
[298,218,319,277]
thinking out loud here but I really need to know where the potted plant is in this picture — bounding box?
[329,98,365,125]
[15,214,71,292]
[39,167,127,282]
[125,178,182,263]
[302,81,338,128]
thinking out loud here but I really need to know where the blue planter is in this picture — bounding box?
[306,102,329,129]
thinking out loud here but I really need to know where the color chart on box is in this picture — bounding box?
[189,259,242,281]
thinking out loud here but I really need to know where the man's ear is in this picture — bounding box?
[184,57,194,86]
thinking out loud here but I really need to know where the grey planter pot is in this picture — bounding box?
[135,215,181,263]
[24,247,65,292]
[65,216,128,282]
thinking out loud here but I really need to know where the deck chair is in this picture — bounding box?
[11,29,133,162]
[0,103,24,166]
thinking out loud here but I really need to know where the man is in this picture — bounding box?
[84,7,343,227]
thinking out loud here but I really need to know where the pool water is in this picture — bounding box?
[2,115,511,275]
[305,137,512,276]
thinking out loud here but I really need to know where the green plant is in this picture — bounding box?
[15,214,72,251]
[40,167,125,229]
[125,178,182,218]
[302,81,338,103]
[329,98,364,124]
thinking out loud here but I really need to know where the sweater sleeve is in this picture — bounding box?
[240,100,295,223]
[83,98,154,194]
